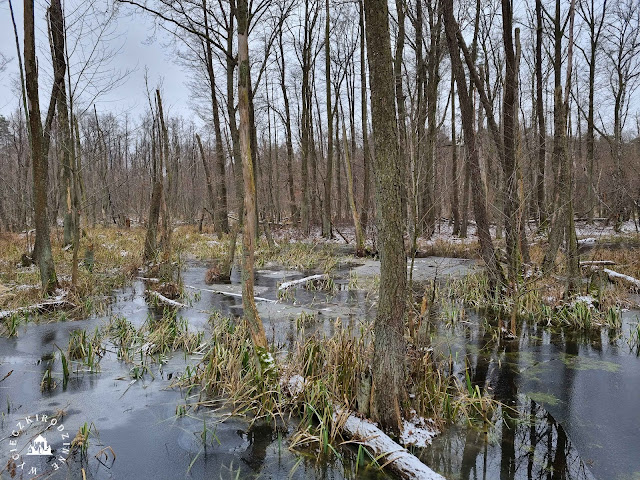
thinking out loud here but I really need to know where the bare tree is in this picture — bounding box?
[238,0,268,350]
[23,0,60,293]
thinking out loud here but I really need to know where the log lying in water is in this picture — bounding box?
[184,285,277,303]
[278,274,328,292]
[0,299,76,320]
[333,408,445,480]
[603,269,640,290]
[145,290,187,308]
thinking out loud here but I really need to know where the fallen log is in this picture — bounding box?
[580,260,616,266]
[184,285,277,303]
[146,290,187,308]
[278,274,328,292]
[603,268,640,290]
[334,408,445,480]
[0,299,76,320]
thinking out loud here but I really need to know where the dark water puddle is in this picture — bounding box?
[422,309,640,480]
[0,265,387,480]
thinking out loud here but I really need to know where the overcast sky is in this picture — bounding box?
[0,0,191,121]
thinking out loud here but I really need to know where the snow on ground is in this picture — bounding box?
[399,410,439,448]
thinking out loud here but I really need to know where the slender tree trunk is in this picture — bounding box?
[196,133,216,225]
[237,0,268,350]
[202,1,229,235]
[535,0,547,228]
[364,0,407,436]
[450,76,460,235]
[277,26,298,224]
[341,110,365,255]
[359,0,370,232]
[501,0,522,286]
[322,0,333,238]
[26,0,57,293]
[542,0,579,294]
[444,0,504,291]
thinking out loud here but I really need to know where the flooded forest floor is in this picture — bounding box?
[1,220,639,480]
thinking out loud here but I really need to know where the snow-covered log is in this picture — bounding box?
[603,268,640,290]
[184,285,277,303]
[0,299,76,320]
[580,260,616,266]
[278,274,328,292]
[146,290,187,308]
[333,408,445,480]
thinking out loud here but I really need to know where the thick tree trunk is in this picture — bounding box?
[50,0,73,248]
[363,0,407,436]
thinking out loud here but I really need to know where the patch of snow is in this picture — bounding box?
[399,410,438,448]
[578,237,597,246]
[573,295,596,308]
[280,374,306,396]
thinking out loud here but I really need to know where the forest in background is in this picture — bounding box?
[1,0,638,242]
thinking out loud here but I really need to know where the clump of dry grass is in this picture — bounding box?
[255,242,340,272]
[416,238,480,259]
[174,312,498,464]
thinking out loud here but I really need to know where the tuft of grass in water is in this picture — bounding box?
[57,347,70,388]
[445,271,624,331]
[103,310,203,373]
[628,321,640,355]
[255,243,339,273]
[41,360,56,392]
[67,329,104,372]
[2,314,20,337]
[176,313,498,465]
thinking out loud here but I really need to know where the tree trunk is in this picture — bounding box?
[341,111,365,255]
[542,0,579,296]
[443,0,504,291]
[237,0,268,350]
[26,0,57,293]
[535,0,547,227]
[363,0,407,436]
[202,0,229,235]
[359,0,370,232]
[450,75,460,235]
[322,0,333,238]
